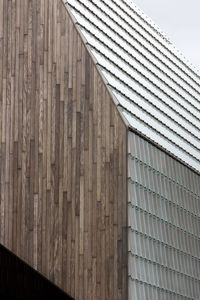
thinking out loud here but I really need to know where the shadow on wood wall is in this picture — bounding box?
[0,244,73,300]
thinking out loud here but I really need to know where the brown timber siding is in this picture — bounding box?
[0,0,128,299]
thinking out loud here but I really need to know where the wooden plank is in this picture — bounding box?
[91,163,97,258]
[2,0,8,80]
[88,110,93,193]
[75,112,81,216]
[48,0,53,73]
[61,191,67,290]
[41,176,47,275]
[12,142,18,252]
[74,216,80,300]
[79,175,84,255]
[19,0,24,55]
[84,52,90,151]
[20,149,26,258]
[18,54,23,169]
[76,36,82,112]
[56,17,61,83]
[0,0,3,39]
[2,79,6,144]
[54,84,60,204]
[33,194,38,269]
[56,179,63,286]
[0,36,3,156]
[46,72,52,190]
[37,152,43,271]
[79,254,84,299]
[0,143,6,245]
[43,0,48,52]
[8,153,13,250]
[28,139,35,263]
[0,1,128,299]
[100,228,106,300]
[60,33,65,102]
[66,200,72,293]
[63,72,68,192]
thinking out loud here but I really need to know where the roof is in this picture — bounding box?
[64,0,200,173]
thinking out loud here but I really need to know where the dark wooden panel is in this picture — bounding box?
[0,0,128,299]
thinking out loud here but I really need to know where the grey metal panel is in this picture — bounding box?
[128,131,200,194]
[123,109,200,172]
[65,0,200,173]
[128,131,200,299]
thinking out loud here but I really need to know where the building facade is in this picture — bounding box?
[0,0,199,299]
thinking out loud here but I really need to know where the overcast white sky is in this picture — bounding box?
[132,0,200,71]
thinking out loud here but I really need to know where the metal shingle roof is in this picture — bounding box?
[65,0,200,173]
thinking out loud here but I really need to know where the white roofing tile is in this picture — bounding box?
[65,0,200,173]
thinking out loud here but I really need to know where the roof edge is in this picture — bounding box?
[62,0,130,128]
[62,0,200,176]
[128,125,200,176]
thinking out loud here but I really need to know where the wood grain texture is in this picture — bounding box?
[0,0,128,299]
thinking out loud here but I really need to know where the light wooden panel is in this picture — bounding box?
[0,0,128,299]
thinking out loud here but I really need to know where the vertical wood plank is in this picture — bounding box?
[0,1,128,299]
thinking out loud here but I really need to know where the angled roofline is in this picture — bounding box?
[124,0,200,76]
[61,0,129,129]
[63,0,200,176]
[128,126,200,176]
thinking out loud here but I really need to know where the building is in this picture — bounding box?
[0,244,73,299]
[0,0,199,299]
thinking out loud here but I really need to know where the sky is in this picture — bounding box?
[132,0,200,71]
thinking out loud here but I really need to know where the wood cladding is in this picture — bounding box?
[0,0,128,299]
